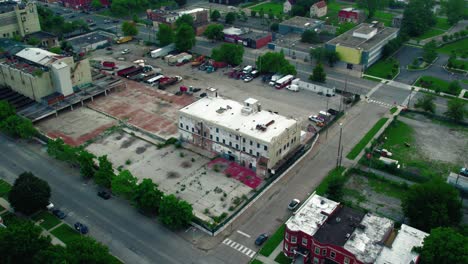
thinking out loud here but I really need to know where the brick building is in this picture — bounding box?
[223,27,272,49]
[282,193,428,264]
[146,8,209,35]
[60,0,110,9]
[338,8,365,24]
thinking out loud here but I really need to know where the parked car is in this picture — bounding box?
[98,190,111,200]
[309,115,325,123]
[460,168,468,176]
[199,92,207,98]
[112,19,119,23]
[243,75,254,82]
[255,233,269,246]
[52,209,66,219]
[121,48,130,54]
[74,222,89,234]
[86,19,93,23]
[288,199,301,210]
[327,108,339,116]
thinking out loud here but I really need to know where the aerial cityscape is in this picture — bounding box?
[0,0,467,263]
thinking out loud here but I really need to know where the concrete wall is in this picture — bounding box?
[0,64,54,101]
[0,2,41,38]
[70,58,92,88]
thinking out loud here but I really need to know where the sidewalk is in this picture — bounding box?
[255,241,285,264]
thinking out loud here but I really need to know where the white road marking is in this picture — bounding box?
[221,238,257,259]
[236,230,251,238]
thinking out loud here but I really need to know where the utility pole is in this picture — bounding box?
[336,123,343,168]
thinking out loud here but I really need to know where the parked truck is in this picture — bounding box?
[269,74,284,86]
[150,44,175,59]
[116,66,136,77]
[116,36,132,44]
[159,76,182,89]
[167,52,193,66]
[275,75,295,89]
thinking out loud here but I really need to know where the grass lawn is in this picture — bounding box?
[415,76,460,95]
[365,59,399,79]
[363,173,408,200]
[274,252,292,264]
[250,260,264,264]
[434,17,451,30]
[316,167,346,195]
[413,28,445,41]
[437,38,468,56]
[390,107,398,114]
[250,2,283,16]
[0,179,11,198]
[449,59,468,70]
[373,11,395,26]
[51,224,81,244]
[347,118,389,160]
[258,224,285,257]
[32,211,62,230]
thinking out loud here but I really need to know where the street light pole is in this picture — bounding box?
[336,123,343,168]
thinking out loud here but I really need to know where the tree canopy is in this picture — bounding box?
[225,12,236,24]
[132,178,163,214]
[443,0,465,25]
[0,100,15,121]
[256,51,297,75]
[422,40,437,63]
[9,172,51,215]
[301,29,320,44]
[65,237,117,264]
[212,43,244,65]
[444,98,467,121]
[121,21,138,36]
[157,24,174,46]
[310,47,340,67]
[95,155,115,188]
[418,227,468,264]
[414,94,436,113]
[175,14,194,28]
[310,63,326,83]
[0,115,37,139]
[210,10,221,22]
[401,0,436,37]
[175,23,196,52]
[402,178,462,232]
[159,194,193,229]
[336,22,356,36]
[111,170,137,199]
[37,6,88,36]
[77,149,96,179]
[203,24,224,41]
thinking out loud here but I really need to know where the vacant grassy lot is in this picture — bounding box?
[250,2,283,16]
[365,59,399,79]
[434,17,451,30]
[32,211,62,230]
[0,179,11,198]
[347,118,389,160]
[437,38,468,57]
[415,76,460,95]
[413,28,445,41]
[374,11,395,26]
[315,166,346,195]
[51,224,81,244]
[258,224,285,257]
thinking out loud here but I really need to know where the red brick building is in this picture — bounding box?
[338,8,365,24]
[146,8,209,36]
[282,193,428,264]
[61,0,110,9]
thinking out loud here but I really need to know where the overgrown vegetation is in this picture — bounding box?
[0,100,37,139]
[347,118,389,160]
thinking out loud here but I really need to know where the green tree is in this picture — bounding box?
[268,9,274,19]
[402,178,462,232]
[419,227,468,264]
[325,174,346,201]
[443,0,465,25]
[175,0,186,6]
[336,22,356,35]
[175,23,196,51]
[132,178,163,214]
[95,155,115,188]
[259,8,265,18]
[77,149,96,179]
[325,50,340,67]
[27,37,41,45]
[414,94,436,113]
[159,194,193,229]
[401,0,436,37]
[157,24,174,46]
[34,245,67,264]
[291,5,306,16]
[301,29,320,44]
[0,220,52,263]
[256,51,296,74]
[0,100,15,121]
[270,22,279,32]
[444,98,467,121]
[310,63,326,83]
[65,237,116,264]
[91,0,103,9]
[49,47,63,54]
[203,24,224,41]
[211,43,244,65]
[46,138,79,163]
[225,12,236,24]
[9,172,51,215]
[175,14,193,28]
[447,81,462,95]
[122,21,138,36]
[0,115,37,139]
[422,40,437,63]
[310,47,326,63]
[357,0,386,19]
[210,10,221,22]
[251,10,257,17]
[111,170,137,199]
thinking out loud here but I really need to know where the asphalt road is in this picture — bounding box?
[0,134,222,264]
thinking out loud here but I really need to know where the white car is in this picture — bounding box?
[309,115,325,123]
[288,199,301,210]
[243,76,253,82]
[121,49,130,54]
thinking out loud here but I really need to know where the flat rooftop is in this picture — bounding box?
[179,96,298,143]
[0,1,16,13]
[15,48,61,66]
[285,193,339,236]
[67,31,113,47]
[375,224,428,264]
[327,23,399,51]
[26,31,57,39]
[280,16,324,28]
[313,206,365,246]
[344,213,394,263]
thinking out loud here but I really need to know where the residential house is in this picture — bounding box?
[310,1,327,18]
[338,8,365,24]
[283,0,295,14]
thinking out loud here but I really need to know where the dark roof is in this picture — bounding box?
[0,38,29,57]
[0,1,17,13]
[313,206,366,246]
[26,31,58,39]
[242,32,271,40]
[314,1,327,9]
[287,0,296,4]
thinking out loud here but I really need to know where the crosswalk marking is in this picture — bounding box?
[367,99,394,109]
[222,238,257,258]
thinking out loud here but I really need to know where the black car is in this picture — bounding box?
[74,222,89,234]
[97,190,111,200]
[327,108,339,116]
[52,209,66,219]
[199,93,207,98]
[255,233,269,246]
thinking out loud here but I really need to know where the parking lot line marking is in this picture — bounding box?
[236,230,251,238]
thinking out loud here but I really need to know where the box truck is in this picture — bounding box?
[150,44,175,59]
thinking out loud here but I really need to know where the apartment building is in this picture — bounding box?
[0,1,41,38]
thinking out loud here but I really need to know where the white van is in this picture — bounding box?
[242,65,253,74]
[146,75,164,85]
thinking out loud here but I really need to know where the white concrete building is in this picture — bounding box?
[178,90,301,177]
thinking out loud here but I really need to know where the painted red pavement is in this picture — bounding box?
[46,122,116,146]
[208,158,263,189]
